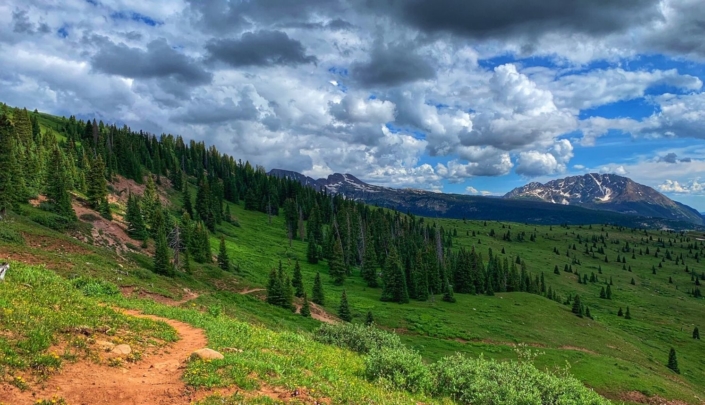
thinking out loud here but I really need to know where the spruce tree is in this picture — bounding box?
[442,276,456,303]
[365,311,374,326]
[606,284,612,299]
[182,186,194,217]
[667,348,680,374]
[266,268,283,306]
[329,235,346,285]
[45,146,76,220]
[572,294,584,317]
[338,290,352,322]
[125,193,148,240]
[585,306,592,319]
[381,245,409,303]
[625,306,632,319]
[292,259,304,298]
[217,235,230,271]
[87,154,109,218]
[300,292,311,317]
[618,307,624,317]
[312,272,325,305]
[0,115,16,215]
[361,242,379,288]
[282,275,295,312]
[693,326,700,340]
[600,286,606,299]
[153,225,174,277]
[306,235,319,264]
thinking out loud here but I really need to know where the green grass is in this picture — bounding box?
[0,262,177,384]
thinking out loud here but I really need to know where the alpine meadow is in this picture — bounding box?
[4,1,705,404]
[0,104,703,405]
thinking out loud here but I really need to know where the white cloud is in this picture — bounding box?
[465,186,479,194]
[657,179,705,194]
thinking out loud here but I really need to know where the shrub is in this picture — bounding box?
[71,277,120,297]
[0,226,24,245]
[25,209,75,231]
[79,213,101,222]
[429,353,610,405]
[313,322,404,354]
[364,346,432,394]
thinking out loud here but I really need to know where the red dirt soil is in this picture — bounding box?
[0,310,207,405]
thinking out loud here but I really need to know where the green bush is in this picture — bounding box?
[429,353,610,405]
[364,346,432,394]
[0,226,24,245]
[79,213,101,222]
[71,277,120,297]
[25,209,75,231]
[313,322,404,354]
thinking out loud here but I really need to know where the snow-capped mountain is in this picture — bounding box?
[268,169,703,227]
[504,174,703,225]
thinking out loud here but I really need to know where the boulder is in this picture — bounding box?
[190,348,224,361]
[111,344,132,356]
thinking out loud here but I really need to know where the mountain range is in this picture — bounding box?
[269,169,704,227]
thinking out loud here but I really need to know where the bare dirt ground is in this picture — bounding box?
[120,286,200,307]
[0,310,207,405]
[620,391,693,405]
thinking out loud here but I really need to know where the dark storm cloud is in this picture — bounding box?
[279,18,355,31]
[351,43,435,87]
[91,38,212,86]
[12,9,35,34]
[362,0,662,39]
[642,1,705,58]
[185,0,344,34]
[206,31,317,68]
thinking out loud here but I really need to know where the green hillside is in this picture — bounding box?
[1,105,704,404]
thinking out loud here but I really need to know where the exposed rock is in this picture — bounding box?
[190,348,224,361]
[96,340,115,351]
[111,344,132,356]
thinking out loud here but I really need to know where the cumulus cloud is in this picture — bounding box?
[351,42,436,87]
[658,179,705,194]
[206,31,318,68]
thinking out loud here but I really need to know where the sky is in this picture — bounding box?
[2,0,705,211]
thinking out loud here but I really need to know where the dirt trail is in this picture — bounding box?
[0,310,207,405]
[238,288,265,295]
[121,287,200,307]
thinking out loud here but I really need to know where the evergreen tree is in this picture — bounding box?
[312,272,325,305]
[554,265,560,275]
[87,154,110,218]
[282,274,295,312]
[125,193,148,240]
[266,268,283,306]
[667,348,680,374]
[693,326,700,340]
[217,235,230,271]
[572,294,584,317]
[600,286,606,299]
[0,115,16,215]
[625,306,632,319]
[338,290,352,322]
[442,276,456,303]
[306,234,319,264]
[585,306,592,319]
[182,186,194,217]
[380,245,409,303]
[292,259,304,298]
[153,225,174,277]
[300,292,311,317]
[617,307,624,316]
[365,311,374,326]
[361,241,379,287]
[44,146,76,220]
[329,234,346,285]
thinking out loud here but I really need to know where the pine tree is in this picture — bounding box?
[693,326,700,340]
[667,348,680,374]
[312,272,325,305]
[292,259,304,298]
[125,193,148,240]
[585,306,592,319]
[306,234,319,264]
[182,186,194,217]
[554,265,560,275]
[87,154,109,218]
[266,268,283,306]
[361,242,379,287]
[282,275,295,312]
[153,225,174,277]
[365,311,374,326]
[329,234,346,285]
[625,306,632,319]
[572,294,584,317]
[338,290,352,322]
[380,245,409,303]
[442,276,456,303]
[630,278,635,285]
[0,115,16,215]
[300,292,311,317]
[44,146,76,220]
[217,235,230,271]
[618,307,624,317]
[600,286,606,299]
